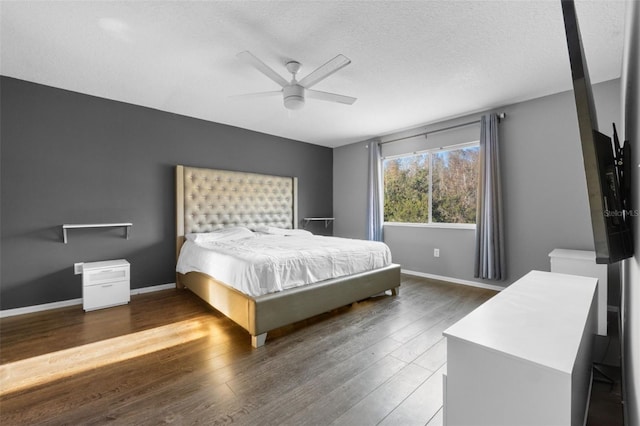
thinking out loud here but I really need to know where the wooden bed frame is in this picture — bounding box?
[175,165,400,347]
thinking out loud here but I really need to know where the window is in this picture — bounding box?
[383,143,479,225]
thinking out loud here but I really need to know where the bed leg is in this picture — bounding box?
[175,274,185,289]
[251,333,267,348]
[391,286,400,296]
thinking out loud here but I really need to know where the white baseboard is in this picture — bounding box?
[0,298,85,319]
[0,283,177,319]
[130,283,175,296]
[401,269,505,292]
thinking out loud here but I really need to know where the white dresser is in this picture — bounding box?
[443,270,598,426]
[82,259,130,311]
[549,248,608,336]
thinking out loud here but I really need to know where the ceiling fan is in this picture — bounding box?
[236,51,357,110]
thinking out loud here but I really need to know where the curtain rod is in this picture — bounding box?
[378,112,506,146]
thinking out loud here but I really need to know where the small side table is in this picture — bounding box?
[82,259,130,311]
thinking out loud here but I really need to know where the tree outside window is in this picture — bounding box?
[383,144,479,224]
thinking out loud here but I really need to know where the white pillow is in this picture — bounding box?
[253,226,313,236]
[185,227,255,243]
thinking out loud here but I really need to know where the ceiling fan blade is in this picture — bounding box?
[237,51,289,88]
[306,89,357,105]
[298,54,351,89]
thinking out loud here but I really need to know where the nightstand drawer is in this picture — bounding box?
[84,268,129,286]
[83,279,130,311]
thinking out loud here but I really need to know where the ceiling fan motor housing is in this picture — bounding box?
[283,84,305,110]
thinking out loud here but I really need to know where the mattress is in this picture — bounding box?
[176,228,392,297]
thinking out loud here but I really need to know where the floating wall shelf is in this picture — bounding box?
[62,223,132,244]
[303,217,335,228]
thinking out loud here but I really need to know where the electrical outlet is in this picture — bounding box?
[434,248,440,258]
[74,262,84,275]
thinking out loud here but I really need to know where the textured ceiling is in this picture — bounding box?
[0,1,628,147]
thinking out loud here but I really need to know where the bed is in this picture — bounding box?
[175,165,400,347]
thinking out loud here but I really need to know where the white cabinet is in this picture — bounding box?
[82,259,130,311]
[443,271,598,426]
[549,248,608,336]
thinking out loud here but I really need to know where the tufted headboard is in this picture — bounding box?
[176,165,298,257]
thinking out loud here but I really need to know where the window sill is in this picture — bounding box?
[383,222,476,230]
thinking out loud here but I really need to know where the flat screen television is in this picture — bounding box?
[561,0,633,264]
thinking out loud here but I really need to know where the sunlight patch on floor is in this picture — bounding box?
[0,319,208,396]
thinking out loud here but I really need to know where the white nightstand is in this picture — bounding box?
[82,259,130,311]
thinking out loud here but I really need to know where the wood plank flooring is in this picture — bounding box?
[0,274,621,425]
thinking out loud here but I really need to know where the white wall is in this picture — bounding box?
[620,1,639,423]
[333,79,621,288]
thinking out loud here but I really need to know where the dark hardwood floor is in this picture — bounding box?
[0,275,623,425]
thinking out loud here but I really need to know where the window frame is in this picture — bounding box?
[382,141,479,229]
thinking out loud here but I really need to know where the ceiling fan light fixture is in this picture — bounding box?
[283,84,305,110]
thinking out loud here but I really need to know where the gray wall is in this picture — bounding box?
[621,1,640,423]
[333,140,369,239]
[333,78,621,288]
[0,76,333,310]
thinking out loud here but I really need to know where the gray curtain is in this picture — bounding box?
[474,114,505,280]
[367,140,383,241]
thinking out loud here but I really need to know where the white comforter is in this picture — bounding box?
[176,233,392,297]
